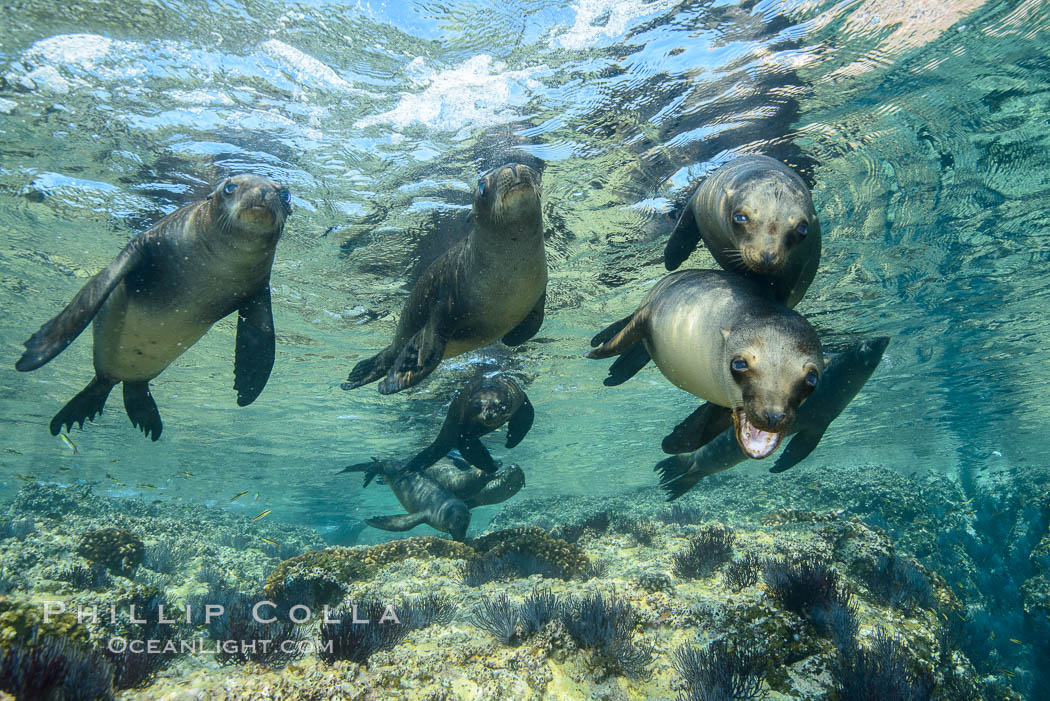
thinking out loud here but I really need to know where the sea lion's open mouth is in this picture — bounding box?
[732,408,782,459]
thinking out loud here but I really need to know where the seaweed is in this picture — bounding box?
[762,554,857,645]
[519,588,562,636]
[723,554,761,591]
[142,541,187,575]
[833,630,934,701]
[469,593,520,645]
[101,591,181,689]
[673,638,767,701]
[207,594,303,667]
[400,593,458,630]
[317,599,409,665]
[867,554,937,614]
[0,629,114,701]
[673,526,735,579]
[661,505,705,526]
[57,564,111,591]
[561,592,653,679]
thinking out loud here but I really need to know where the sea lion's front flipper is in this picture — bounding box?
[378,318,448,394]
[661,403,733,454]
[17,238,145,372]
[505,396,534,448]
[458,436,498,473]
[502,290,546,346]
[602,341,651,386]
[234,284,275,407]
[122,381,162,441]
[663,198,700,271]
[49,376,116,436]
[585,309,648,360]
[770,428,826,473]
[365,512,428,532]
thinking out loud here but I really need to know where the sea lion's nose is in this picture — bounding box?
[764,410,785,429]
[761,252,776,267]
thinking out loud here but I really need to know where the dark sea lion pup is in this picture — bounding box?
[655,337,889,499]
[16,174,291,440]
[402,372,533,477]
[665,154,820,308]
[341,455,525,509]
[341,163,547,394]
[588,270,823,459]
[347,460,471,541]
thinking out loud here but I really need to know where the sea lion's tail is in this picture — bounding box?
[341,349,393,391]
[653,455,702,501]
[50,376,115,436]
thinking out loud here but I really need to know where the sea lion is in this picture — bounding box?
[664,154,820,309]
[341,455,525,509]
[342,459,471,541]
[341,163,547,394]
[654,337,889,499]
[587,270,823,459]
[399,372,533,478]
[16,174,291,440]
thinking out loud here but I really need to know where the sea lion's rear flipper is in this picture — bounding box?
[365,512,428,532]
[505,396,534,448]
[602,341,651,386]
[378,320,448,394]
[585,310,648,360]
[663,199,699,271]
[653,455,702,501]
[458,436,498,473]
[233,284,275,407]
[342,347,397,391]
[122,381,162,441]
[589,314,632,348]
[338,458,385,487]
[770,428,826,473]
[661,403,733,454]
[49,376,116,436]
[502,291,546,346]
[17,238,145,372]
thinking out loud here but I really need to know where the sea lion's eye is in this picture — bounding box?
[733,212,748,224]
[278,188,291,205]
[796,222,809,236]
[731,358,749,373]
[805,370,819,387]
[223,181,238,196]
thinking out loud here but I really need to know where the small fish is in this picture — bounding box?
[104,473,118,481]
[15,474,35,482]
[1009,638,1024,645]
[151,500,163,505]
[175,471,193,478]
[230,491,249,502]
[251,509,272,522]
[261,537,280,547]
[109,459,119,463]
[58,466,71,472]
[999,668,1015,677]
[136,483,157,489]
[3,448,22,456]
[59,433,78,455]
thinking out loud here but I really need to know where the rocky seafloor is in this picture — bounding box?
[0,458,1046,700]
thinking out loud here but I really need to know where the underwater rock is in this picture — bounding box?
[0,596,93,650]
[470,526,590,580]
[76,528,144,577]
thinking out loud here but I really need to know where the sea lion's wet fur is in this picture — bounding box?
[16,174,290,440]
[655,337,889,498]
[399,373,534,475]
[343,457,524,510]
[588,270,823,454]
[342,458,471,541]
[665,155,820,308]
[342,163,547,394]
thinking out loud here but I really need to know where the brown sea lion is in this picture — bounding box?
[16,174,291,440]
[587,270,823,459]
[340,456,525,509]
[664,154,820,308]
[341,163,547,394]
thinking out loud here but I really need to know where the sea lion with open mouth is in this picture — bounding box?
[16,174,291,440]
[664,154,820,309]
[587,270,823,459]
[654,336,890,499]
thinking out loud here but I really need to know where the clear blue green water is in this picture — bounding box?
[1,0,1049,697]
